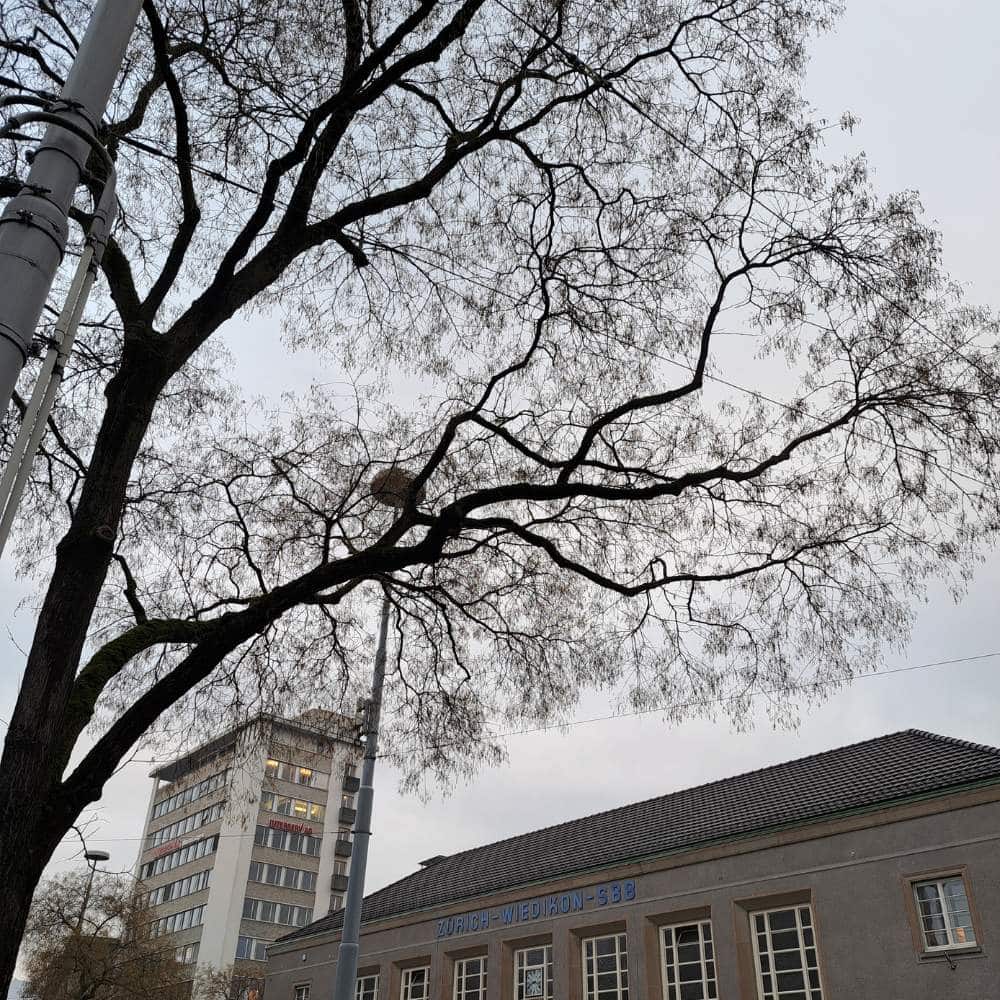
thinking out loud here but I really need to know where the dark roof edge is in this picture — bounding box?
[272,771,1000,950]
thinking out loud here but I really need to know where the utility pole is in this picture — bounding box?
[331,590,391,1000]
[0,0,142,416]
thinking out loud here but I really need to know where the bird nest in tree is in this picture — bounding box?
[369,466,425,508]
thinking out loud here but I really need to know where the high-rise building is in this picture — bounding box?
[134,710,362,986]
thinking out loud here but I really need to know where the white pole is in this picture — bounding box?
[0,0,141,417]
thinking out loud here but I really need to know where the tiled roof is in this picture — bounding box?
[280,729,1000,943]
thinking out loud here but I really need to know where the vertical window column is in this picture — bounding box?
[750,905,822,1000]
[453,957,487,1000]
[583,933,629,1000]
[515,945,553,999]
[661,920,717,1000]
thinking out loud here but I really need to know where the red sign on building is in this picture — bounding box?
[268,818,313,836]
[154,838,182,857]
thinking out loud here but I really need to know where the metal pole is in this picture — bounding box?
[331,591,391,1000]
[0,172,116,556]
[76,862,97,934]
[0,0,141,416]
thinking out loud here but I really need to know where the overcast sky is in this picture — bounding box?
[2,0,999,960]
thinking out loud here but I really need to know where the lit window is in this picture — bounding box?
[294,800,309,818]
[515,945,552,999]
[751,906,822,1000]
[400,966,430,1000]
[299,767,314,785]
[356,974,379,1000]
[265,759,279,778]
[661,920,716,1000]
[583,933,628,1000]
[294,986,310,1000]
[913,876,977,950]
[454,957,486,1000]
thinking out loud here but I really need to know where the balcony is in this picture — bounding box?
[338,806,357,825]
[334,837,353,858]
[330,873,349,892]
[342,775,360,794]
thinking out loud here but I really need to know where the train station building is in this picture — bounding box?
[264,729,1000,1000]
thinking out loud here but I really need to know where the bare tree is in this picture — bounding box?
[21,870,189,1000]
[1,0,999,990]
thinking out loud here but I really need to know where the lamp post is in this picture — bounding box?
[77,848,111,933]
[331,468,420,1000]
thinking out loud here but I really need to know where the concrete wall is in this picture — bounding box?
[265,793,1000,1000]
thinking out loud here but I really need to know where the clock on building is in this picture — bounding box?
[524,969,544,997]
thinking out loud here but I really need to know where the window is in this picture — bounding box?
[912,876,977,950]
[139,834,218,878]
[149,801,225,848]
[175,942,199,964]
[662,921,716,1000]
[261,792,326,823]
[583,933,628,1000]
[236,936,269,961]
[265,757,329,789]
[400,967,430,1000]
[294,987,311,1000]
[242,896,312,927]
[515,945,552,999]
[148,903,205,937]
[454,957,486,1000]
[253,824,321,856]
[750,906,822,1000]
[146,868,211,907]
[356,974,379,1000]
[151,769,228,820]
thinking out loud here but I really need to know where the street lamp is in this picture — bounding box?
[77,849,111,933]
[330,468,421,1000]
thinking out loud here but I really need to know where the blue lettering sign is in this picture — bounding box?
[436,880,641,938]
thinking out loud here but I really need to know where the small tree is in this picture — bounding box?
[21,871,189,1000]
[1,1,999,993]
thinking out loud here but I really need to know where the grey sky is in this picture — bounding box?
[1,0,999,963]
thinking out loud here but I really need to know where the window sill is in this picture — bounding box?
[918,946,984,964]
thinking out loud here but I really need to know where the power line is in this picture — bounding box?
[96,645,1000,775]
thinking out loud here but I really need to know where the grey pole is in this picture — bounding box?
[76,849,111,933]
[331,591,391,1000]
[0,0,141,415]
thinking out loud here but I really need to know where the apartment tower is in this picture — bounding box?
[134,710,362,984]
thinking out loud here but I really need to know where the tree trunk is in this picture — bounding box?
[0,333,169,995]
[0,781,70,993]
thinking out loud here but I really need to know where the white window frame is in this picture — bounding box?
[912,876,977,951]
[514,944,553,1000]
[661,919,717,1000]
[294,986,311,1000]
[453,956,487,1000]
[356,974,379,1000]
[582,932,629,1000]
[750,904,823,1000]
[400,966,431,1000]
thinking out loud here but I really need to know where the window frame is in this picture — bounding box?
[293,985,311,1000]
[660,919,717,1000]
[452,955,487,1000]
[355,973,379,1000]
[514,943,553,1000]
[904,867,982,957]
[749,903,823,1000]
[399,965,431,1000]
[581,931,629,1000]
